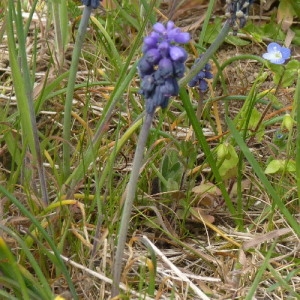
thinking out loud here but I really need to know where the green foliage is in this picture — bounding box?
[265,159,296,174]
[160,149,184,192]
[202,18,250,46]
[289,0,300,16]
[215,143,239,179]
[268,60,300,87]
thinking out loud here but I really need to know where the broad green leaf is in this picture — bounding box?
[160,149,184,192]
[226,35,250,46]
[265,159,296,174]
[217,144,239,179]
[265,160,282,174]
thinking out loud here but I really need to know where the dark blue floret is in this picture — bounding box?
[140,75,155,98]
[81,0,101,8]
[160,78,179,97]
[138,21,190,113]
[158,58,174,78]
[144,49,161,64]
[138,57,155,77]
[146,86,166,114]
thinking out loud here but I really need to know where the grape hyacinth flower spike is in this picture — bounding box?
[112,21,190,297]
[188,56,213,92]
[81,0,102,8]
[138,21,190,113]
[225,0,253,35]
[262,42,291,65]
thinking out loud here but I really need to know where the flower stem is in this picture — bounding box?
[112,111,155,297]
[62,6,92,179]
[295,70,300,206]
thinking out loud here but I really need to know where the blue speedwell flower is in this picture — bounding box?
[262,43,291,65]
[188,57,213,92]
[138,21,190,114]
[81,0,101,9]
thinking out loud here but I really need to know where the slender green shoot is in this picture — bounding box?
[7,0,48,206]
[63,5,93,179]
[295,70,300,205]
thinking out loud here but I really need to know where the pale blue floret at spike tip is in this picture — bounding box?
[262,42,291,65]
[138,21,190,114]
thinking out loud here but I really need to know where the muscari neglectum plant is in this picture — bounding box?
[111,1,255,297]
[112,20,190,296]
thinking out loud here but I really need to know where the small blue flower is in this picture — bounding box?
[138,21,190,113]
[262,43,291,64]
[81,0,101,9]
[188,57,213,92]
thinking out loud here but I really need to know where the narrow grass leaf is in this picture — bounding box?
[90,16,122,70]
[295,70,300,205]
[7,0,49,205]
[198,0,216,47]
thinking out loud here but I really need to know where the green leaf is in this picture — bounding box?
[203,23,221,44]
[265,160,282,174]
[225,35,250,46]
[290,1,300,17]
[269,60,300,87]
[265,159,296,174]
[217,144,239,179]
[0,238,37,300]
[160,149,184,192]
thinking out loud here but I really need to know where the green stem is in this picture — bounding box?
[295,70,300,205]
[112,111,155,297]
[62,6,92,179]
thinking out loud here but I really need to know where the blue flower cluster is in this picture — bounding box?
[81,0,102,9]
[138,21,190,114]
[188,57,213,92]
[225,0,253,34]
